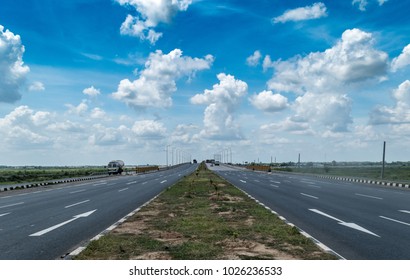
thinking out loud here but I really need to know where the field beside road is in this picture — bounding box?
[75,163,337,260]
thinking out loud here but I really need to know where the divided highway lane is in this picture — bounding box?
[211,164,410,259]
[0,163,197,259]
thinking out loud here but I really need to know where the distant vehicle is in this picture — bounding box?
[107,160,124,175]
[193,159,197,164]
[215,161,220,166]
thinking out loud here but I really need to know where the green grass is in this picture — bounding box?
[288,166,410,182]
[75,163,337,260]
[0,166,107,185]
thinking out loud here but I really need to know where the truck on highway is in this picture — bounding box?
[107,160,124,175]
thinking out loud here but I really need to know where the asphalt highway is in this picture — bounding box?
[0,163,197,260]
[210,164,410,260]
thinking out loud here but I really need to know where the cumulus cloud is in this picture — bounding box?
[370,80,410,125]
[90,108,107,119]
[249,90,288,113]
[266,28,388,132]
[0,25,30,103]
[83,86,101,97]
[191,73,248,140]
[171,124,198,144]
[132,120,167,138]
[29,81,45,92]
[273,2,327,24]
[65,101,89,116]
[262,55,275,72]
[116,0,192,44]
[0,106,52,147]
[260,117,312,135]
[246,50,262,66]
[353,0,388,11]
[112,49,213,109]
[391,44,410,72]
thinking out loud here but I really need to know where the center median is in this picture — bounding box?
[74,162,337,260]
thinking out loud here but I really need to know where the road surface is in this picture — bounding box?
[210,164,410,260]
[0,163,197,259]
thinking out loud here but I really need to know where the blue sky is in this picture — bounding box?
[1,0,410,166]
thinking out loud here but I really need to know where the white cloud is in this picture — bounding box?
[116,0,192,44]
[249,90,288,113]
[132,120,166,138]
[171,124,199,144]
[273,2,327,24]
[0,25,30,103]
[246,50,262,66]
[260,117,312,135]
[262,55,275,72]
[83,86,101,97]
[293,92,352,132]
[352,0,388,11]
[112,49,213,109]
[191,73,248,140]
[0,106,52,147]
[370,80,410,125]
[391,44,410,72]
[65,101,89,116]
[29,81,45,92]
[90,108,107,119]
[266,28,388,132]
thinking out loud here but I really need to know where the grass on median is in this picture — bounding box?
[75,163,337,260]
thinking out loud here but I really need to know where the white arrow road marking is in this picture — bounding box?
[65,200,90,208]
[399,210,410,214]
[0,212,11,217]
[29,209,97,237]
[309,209,380,237]
[380,216,410,227]
[0,202,24,209]
[240,180,247,183]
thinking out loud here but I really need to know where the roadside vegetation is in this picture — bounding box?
[284,165,410,182]
[0,166,107,185]
[75,162,337,260]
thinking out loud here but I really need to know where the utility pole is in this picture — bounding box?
[381,141,386,179]
[298,153,301,168]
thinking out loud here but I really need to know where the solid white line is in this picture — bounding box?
[65,200,90,208]
[118,188,129,192]
[160,180,167,184]
[0,212,11,217]
[69,189,86,194]
[380,216,410,226]
[0,202,24,209]
[301,193,319,199]
[355,193,383,200]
